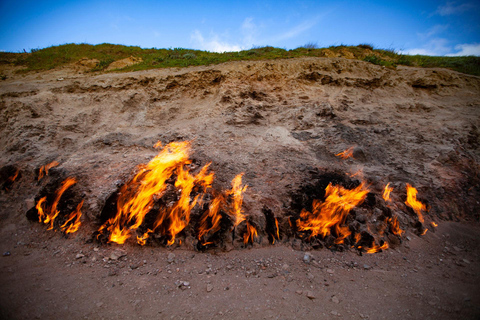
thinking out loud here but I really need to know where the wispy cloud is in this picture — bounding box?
[190,30,242,52]
[447,43,480,56]
[418,24,449,40]
[400,38,452,56]
[434,1,475,16]
[271,16,322,42]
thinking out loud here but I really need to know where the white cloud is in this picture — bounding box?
[190,30,242,52]
[400,38,452,56]
[447,43,480,56]
[272,16,321,42]
[435,1,475,16]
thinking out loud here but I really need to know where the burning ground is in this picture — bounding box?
[0,57,480,319]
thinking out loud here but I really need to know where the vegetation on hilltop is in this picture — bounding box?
[0,43,479,76]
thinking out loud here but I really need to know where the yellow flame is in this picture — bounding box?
[405,184,427,223]
[383,183,393,202]
[336,147,355,159]
[38,161,59,181]
[60,200,83,234]
[297,182,369,244]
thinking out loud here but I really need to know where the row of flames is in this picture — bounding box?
[27,141,432,253]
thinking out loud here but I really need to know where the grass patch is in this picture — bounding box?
[0,42,479,76]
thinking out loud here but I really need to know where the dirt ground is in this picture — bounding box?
[0,57,479,319]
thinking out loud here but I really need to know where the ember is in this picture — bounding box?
[336,147,355,159]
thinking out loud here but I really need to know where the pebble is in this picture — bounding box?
[206,284,213,292]
[3,251,11,257]
[296,290,303,295]
[167,253,175,263]
[96,302,104,308]
[331,311,339,316]
[306,291,316,299]
[326,269,334,274]
[331,296,340,304]
[76,253,85,259]
[109,249,127,261]
[363,264,371,270]
[303,253,313,264]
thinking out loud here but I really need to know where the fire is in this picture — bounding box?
[387,216,403,236]
[275,218,280,242]
[365,240,389,253]
[405,184,427,223]
[36,177,78,231]
[98,142,255,246]
[8,169,20,183]
[60,200,83,234]
[38,161,59,181]
[296,182,369,244]
[197,195,224,245]
[243,221,258,244]
[383,183,393,202]
[336,147,355,159]
[421,228,428,236]
[431,222,438,228]
[98,141,205,244]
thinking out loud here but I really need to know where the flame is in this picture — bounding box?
[38,161,59,181]
[387,216,403,236]
[36,196,47,222]
[336,147,355,159]
[383,183,393,202]
[431,222,438,228]
[365,240,389,253]
[36,177,77,231]
[243,221,258,244]
[99,141,217,245]
[421,228,428,236]
[99,141,195,244]
[197,195,224,245]
[275,217,280,242]
[405,184,427,223]
[296,182,369,244]
[137,229,153,245]
[60,200,83,234]
[8,169,20,183]
[226,174,248,228]
[153,141,162,149]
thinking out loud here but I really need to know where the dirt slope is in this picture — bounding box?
[0,57,479,319]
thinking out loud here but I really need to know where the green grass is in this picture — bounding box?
[1,43,479,76]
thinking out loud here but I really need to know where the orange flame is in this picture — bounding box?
[275,217,280,242]
[421,228,428,236]
[99,141,217,245]
[35,177,77,231]
[197,195,224,245]
[383,183,393,202]
[153,141,162,149]
[336,147,355,159]
[296,182,369,244]
[38,161,59,181]
[431,222,438,228]
[405,184,427,223]
[8,169,20,183]
[365,240,389,253]
[243,221,258,244]
[387,216,403,236]
[226,174,248,228]
[60,200,83,234]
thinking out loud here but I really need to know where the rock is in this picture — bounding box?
[462,259,470,264]
[331,311,339,316]
[326,269,334,274]
[206,284,213,292]
[363,264,371,270]
[282,263,290,270]
[296,290,303,295]
[303,252,313,263]
[167,253,175,263]
[76,253,85,259]
[183,281,190,287]
[306,291,316,299]
[130,264,139,270]
[109,249,127,261]
[96,302,104,308]
[331,296,340,304]
[108,270,117,276]
[3,251,11,257]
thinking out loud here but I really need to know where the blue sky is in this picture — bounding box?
[1,0,479,56]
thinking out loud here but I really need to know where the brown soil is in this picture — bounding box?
[0,57,479,319]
